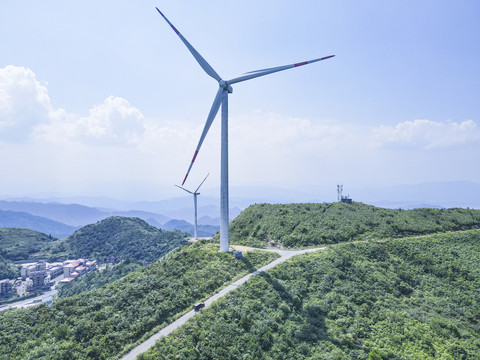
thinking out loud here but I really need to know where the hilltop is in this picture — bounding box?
[226,202,480,247]
[53,217,189,262]
[0,217,190,280]
[0,228,56,261]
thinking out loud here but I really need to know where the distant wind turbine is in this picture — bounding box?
[156,8,334,252]
[175,174,209,241]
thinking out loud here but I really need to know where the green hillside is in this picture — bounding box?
[57,259,143,298]
[141,230,480,360]
[0,227,57,261]
[0,217,190,281]
[0,228,59,278]
[0,254,18,279]
[226,202,480,247]
[0,242,279,360]
[54,216,188,262]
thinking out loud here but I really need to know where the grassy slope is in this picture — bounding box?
[226,202,480,247]
[0,242,279,360]
[141,230,480,360]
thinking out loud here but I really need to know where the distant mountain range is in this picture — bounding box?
[0,200,222,239]
[0,209,78,238]
[0,180,478,239]
[162,219,220,237]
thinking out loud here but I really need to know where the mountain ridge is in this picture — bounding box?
[0,209,78,238]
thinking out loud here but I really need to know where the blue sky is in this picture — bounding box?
[1,1,479,200]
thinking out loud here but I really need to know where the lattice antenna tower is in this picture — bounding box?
[337,184,343,202]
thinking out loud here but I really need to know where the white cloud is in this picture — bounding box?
[35,96,147,146]
[0,66,52,141]
[1,65,478,197]
[222,111,366,186]
[371,119,480,149]
[230,110,359,155]
[74,96,146,145]
[0,66,149,146]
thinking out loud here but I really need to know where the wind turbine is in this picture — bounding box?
[156,8,334,252]
[175,174,209,241]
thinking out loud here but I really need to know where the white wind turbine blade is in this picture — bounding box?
[156,8,222,82]
[175,185,193,194]
[194,173,209,193]
[227,55,335,85]
[182,88,223,185]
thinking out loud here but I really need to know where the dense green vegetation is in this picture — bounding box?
[0,227,57,261]
[0,228,59,278]
[226,202,480,247]
[58,259,143,298]
[55,218,191,298]
[52,216,189,262]
[3,203,480,359]
[140,230,480,360]
[0,217,189,281]
[0,253,18,279]
[0,242,279,360]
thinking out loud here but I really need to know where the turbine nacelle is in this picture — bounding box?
[219,80,233,93]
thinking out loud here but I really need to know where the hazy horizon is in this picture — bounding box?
[1,180,479,211]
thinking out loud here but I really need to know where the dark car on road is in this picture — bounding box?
[193,302,205,311]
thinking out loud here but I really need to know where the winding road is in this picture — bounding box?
[119,246,325,360]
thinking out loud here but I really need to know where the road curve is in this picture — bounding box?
[119,247,324,360]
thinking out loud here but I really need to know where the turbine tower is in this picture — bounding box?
[175,174,209,241]
[156,8,334,252]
